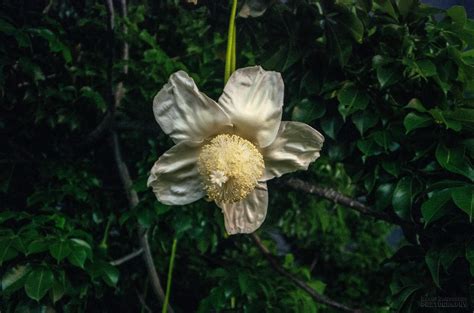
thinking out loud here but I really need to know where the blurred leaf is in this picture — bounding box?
[403,112,432,133]
[2,265,30,293]
[352,111,379,135]
[0,237,18,265]
[49,239,72,262]
[292,99,326,123]
[447,6,466,27]
[451,186,474,222]
[24,267,54,301]
[425,248,441,288]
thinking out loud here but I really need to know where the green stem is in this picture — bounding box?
[224,0,238,83]
[161,238,178,313]
[99,216,113,249]
[231,24,236,74]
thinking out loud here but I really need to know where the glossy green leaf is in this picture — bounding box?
[351,111,379,135]
[376,65,401,88]
[403,112,432,133]
[337,84,370,119]
[451,186,474,222]
[320,115,343,140]
[49,239,72,262]
[67,247,87,268]
[421,189,452,225]
[392,177,420,221]
[24,267,54,301]
[0,237,18,265]
[436,144,474,181]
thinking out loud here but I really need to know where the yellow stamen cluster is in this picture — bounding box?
[198,134,264,203]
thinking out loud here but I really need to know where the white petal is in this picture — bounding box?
[218,66,284,148]
[147,141,205,205]
[153,71,232,143]
[262,121,324,180]
[217,182,268,235]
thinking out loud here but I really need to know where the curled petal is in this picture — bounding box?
[153,71,232,143]
[147,141,205,205]
[218,66,283,148]
[217,182,268,235]
[262,121,324,180]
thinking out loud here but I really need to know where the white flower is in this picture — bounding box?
[148,66,324,235]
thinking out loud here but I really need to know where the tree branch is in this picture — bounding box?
[251,233,361,313]
[110,248,144,266]
[103,1,174,312]
[282,177,411,228]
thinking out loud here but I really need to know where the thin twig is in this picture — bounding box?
[282,177,411,228]
[136,288,153,313]
[251,233,361,313]
[110,248,144,266]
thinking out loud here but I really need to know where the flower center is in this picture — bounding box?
[198,134,264,203]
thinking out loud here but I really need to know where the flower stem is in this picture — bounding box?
[225,0,238,83]
[161,238,178,313]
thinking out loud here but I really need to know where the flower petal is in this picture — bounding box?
[262,121,324,180]
[217,182,268,235]
[218,66,284,148]
[147,141,205,205]
[153,71,232,143]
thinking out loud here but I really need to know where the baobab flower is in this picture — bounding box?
[148,66,324,234]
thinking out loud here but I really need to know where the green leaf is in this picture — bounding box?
[101,263,119,286]
[392,177,420,221]
[337,8,364,43]
[405,98,426,112]
[70,238,92,259]
[2,265,30,293]
[451,186,474,222]
[49,239,72,262]
[0,237,18,265]
[337,84,370,119]
[376,65,401,88]
[415,59,437,78]
[467,242,474,276]
[67,248,87,268]
[429,109,462,131]
[436,144,474,181]
[27,239,49,255]
[375,183,395,210]
[425,248,441,288]
[396,0,414,18]
[0,18,15,35]
[447,5,467,27]
[421,189,452,225]
[403,112,432,133]
[52,271,66,303]
[440,244,463,271]
[382,160,401,177]
[374,0,398,20]
[351,111,379,135]
[24,267,54,301]
[357,137,383,156]
[320,115,343,140]
[291,99,326,123]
